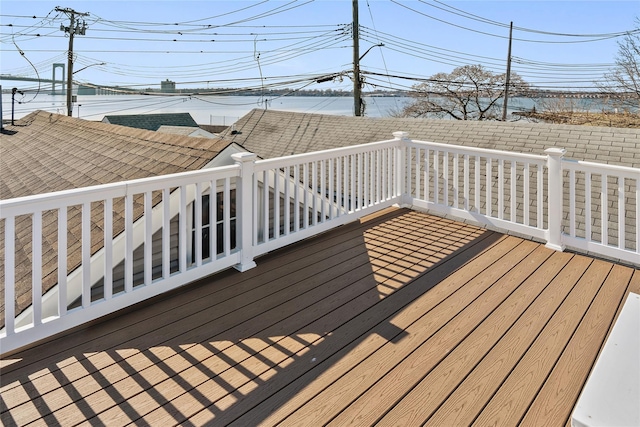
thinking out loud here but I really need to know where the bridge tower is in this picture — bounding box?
[52,63,65,95]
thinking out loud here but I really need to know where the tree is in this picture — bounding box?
[601,21,640,109]
[398,64,530,120]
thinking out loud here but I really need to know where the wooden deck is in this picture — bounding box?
[1,207,638,427]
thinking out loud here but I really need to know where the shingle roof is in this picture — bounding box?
[156,125,201,136]
[221,109,640,167]
[1,111,228,199]
[221,108,639,266]
[0,111,231,322]
[102,112,199,131]
[157,125,216,138]
[199,124,229,134]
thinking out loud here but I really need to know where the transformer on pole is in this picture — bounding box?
[56,7,89,117]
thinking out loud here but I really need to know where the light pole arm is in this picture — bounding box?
[73,62,106,75]
[359,43,384,61]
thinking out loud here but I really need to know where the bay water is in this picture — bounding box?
[1,92,610,125]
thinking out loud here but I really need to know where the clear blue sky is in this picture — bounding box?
[1,0,639,93]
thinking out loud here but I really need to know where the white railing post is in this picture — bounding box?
[4,216,16,335]
[393,131,410,205]
[232,152,258,272]
[545,148,566,252]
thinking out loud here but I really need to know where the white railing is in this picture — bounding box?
[403,137,549,243]
[250,138,403,257]
[400,133,638,263]
[1,165,244,354]
[1,132,637,354]
[562,159,639,262]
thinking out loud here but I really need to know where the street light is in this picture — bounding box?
[70,62,105,117]
[73,62,106,75]
[359,43,383,62]
[354,43,384,116]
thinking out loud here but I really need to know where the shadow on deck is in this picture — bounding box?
[1,207,637,426]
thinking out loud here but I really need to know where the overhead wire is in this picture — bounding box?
[91,0,315,32]
[0,9,61,43]
[2,29,345,44]
[101,38,350,79]
[3,19,343,42]
[2,23,350,79]
[359,26,507,64]
[2,0,630,115]
[3,2,608,84]
[2,52,68,76]
[92,0,271,28]
[426,0,638,38]
[390,0,634,44]
[357,22,617,88]
[79,95,196,119]
[8,27,42,102]
[361,70,627,91]
[363,0,400,114]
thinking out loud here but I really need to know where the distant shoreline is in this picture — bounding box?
[515,111,640,128]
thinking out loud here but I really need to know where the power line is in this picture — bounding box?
[93,0,271,28]
[363,0,399,112]
[361,69,627,91]
[91,0,316,31]
[2,1,632,102]
[390,0,635,44]
[4,24,345,38]
[55,6,89,116]
[425,0,638,38]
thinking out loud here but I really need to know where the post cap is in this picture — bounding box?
[231,152,258,162]
[544,147,566,156]
[393,131,410,140]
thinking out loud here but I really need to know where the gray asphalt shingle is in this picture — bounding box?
[222,109,640,168]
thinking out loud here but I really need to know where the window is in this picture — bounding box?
[191,189,237,263]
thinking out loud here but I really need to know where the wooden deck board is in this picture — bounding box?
[518,264,635,427]
[380,249,590,425]
[410,251,578,426]
[291,239,544,427]
[124,259,388,425]
[469,259,617,427]
[1,210,396,377]
[330,240,549,427]
[1,207,637,427]
[1,208,400,373]
[5,218,400,424]
[218,225,502,426]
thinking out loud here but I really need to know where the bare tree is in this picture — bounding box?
[600,21,640,109]
[398,65,530,120]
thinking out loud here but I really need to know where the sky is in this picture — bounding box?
[1,0,639,95]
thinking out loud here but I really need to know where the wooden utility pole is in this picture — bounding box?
[353,0,361,116]
[56,7,89,117]
[502,21,513,121]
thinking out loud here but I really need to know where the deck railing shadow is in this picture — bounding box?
[0,208,502,425]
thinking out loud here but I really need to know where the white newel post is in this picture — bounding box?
[393,131,410,205]
[232,152,258,272]
[545,147,566,252]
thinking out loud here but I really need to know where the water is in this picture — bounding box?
[1,93,409,124]
[1,92,615,125]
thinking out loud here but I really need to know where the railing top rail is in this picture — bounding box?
[0,164,240,218]
[562,158,640,177]
[255,138,402,170]
[407,139,547,163]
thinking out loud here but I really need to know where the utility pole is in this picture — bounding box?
[56,7,89,117]
[502,21,513,121]
[352,0,361,116]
